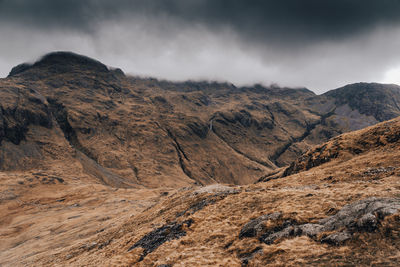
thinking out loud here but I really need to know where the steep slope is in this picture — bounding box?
[15,117,400,266]
[324,82,400,121]
[283,115,400,177]
[2,51,400,188]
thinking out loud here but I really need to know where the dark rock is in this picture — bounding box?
[356,213,378,231]
[67,215,81,220]
[239,212,281,238]
[128,219,193,261]
[318,198,400,232]
[153,96,168,104]
[0,104,53,145]
[260,225,300,245]
[187,121,209,139]
[321,231,352,245]
[240,198,400,246]
[55,177,65,183]
[297,223,324,237]
[8,63,32,77]
[283,149,339,177]
[239,247,263,266]
[111,68,125,78]
[9,52,111,78]
[188,199,214,214]
[324,83,400,121]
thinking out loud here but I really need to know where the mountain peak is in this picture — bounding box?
[8,51,110,77]
[322,82,400,121]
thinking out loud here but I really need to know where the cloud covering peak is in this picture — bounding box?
[2,0,400,92]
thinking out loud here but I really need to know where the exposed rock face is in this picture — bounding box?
[324,82,400,121]
[2,51,400,187]
[128,219,193,261]
[239,212,282,238]
[0,88,52,145]
[240,198,400,246]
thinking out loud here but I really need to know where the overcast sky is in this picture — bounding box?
[1,0,400,93]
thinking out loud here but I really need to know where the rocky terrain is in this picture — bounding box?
[1,52,400,266]
[1,52,400,187]
[2,116,398,266]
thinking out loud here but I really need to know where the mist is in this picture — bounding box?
[2,0,400,93]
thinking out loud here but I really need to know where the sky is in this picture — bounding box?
[1,0,400,93]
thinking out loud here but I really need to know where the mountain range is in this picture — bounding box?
[1,52,400,266]
[2,51,400,187]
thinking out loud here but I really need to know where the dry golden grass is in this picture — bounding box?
[2,118,394,266]
[0,118,399,266]
[1,53,400,266]
[52,118,398,267]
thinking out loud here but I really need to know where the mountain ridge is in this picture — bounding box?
[1,51,400,266]
[1,51,400,187]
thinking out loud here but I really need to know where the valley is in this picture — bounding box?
[1,52,399,266]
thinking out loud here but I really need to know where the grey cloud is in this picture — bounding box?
[2,0,400,45]
[1,0,400,92]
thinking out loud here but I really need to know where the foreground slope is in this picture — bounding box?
[2,51,400,187]
[5,116,397,266]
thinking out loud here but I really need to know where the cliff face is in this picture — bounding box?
[1,51,400,187]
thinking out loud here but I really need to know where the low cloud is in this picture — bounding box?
[1,0,400,93]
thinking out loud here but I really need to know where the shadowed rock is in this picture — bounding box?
[240,197,400,246]
[128,219,193,261]
[239,212,281,238]
[8,51,110,77]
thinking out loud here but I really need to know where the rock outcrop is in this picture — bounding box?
[240,198,400,246]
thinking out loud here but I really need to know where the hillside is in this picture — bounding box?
[1,52,400,188]
[3,113,399,266]
[1,52,400,266]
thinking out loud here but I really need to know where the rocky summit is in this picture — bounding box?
[1,52,400,266]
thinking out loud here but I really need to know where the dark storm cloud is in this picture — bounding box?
[2,0,400,92]
[158,0,400,45]
[2,0,400,45]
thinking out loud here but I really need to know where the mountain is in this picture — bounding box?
[2,51,400,189]
[1,51,400,266]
